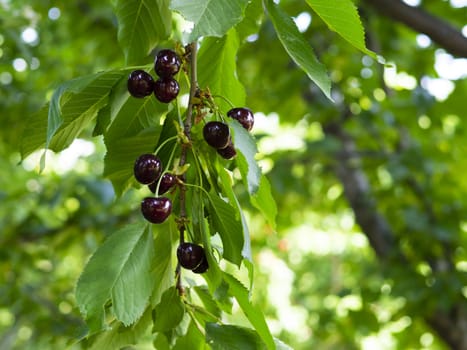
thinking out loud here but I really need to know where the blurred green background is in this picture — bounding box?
[1,0,466,349]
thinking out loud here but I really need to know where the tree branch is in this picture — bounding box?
[427,305,467,350]
[363,0,467,58]
[323,120,467,349]
[323,122,395,259]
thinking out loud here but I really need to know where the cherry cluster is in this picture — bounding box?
[128,49,209,274]
[134,154,176,224]
[127,49,181,103]
[133,153,207,273]
[203,107,254,159]
[127,48,256,275]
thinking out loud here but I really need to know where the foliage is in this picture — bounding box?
[1,0,466,349]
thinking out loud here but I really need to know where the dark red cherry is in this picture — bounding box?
[192,257,209,274]
[154,77,179,103]
[203,121,230,149]
[134,154,162,184]
[141,197,172,224]
[177,243,206,270]
[148,173,177,195]
[127,70,155,98]
[217,140,237,159]
[155,49,181,78]
[227,107,254,131]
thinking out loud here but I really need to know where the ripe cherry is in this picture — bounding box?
[134,154,162,184]
[192,257,209,274]
[203,121,230,149]
[155,49,181,78]
[227,107,254,131]
[154,77,179,103]
[217,140,236,159]
[177,243,206,270]
[127,70,155,98]
[148,173,177,195]
[141,197,172,224]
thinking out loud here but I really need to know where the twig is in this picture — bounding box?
[363,0,467,57]
[176,41,199,296]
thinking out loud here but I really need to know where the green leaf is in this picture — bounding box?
[230,121,261,195]
[207,191,244,266]
[211,280,233,314]
[173,321,205,350]
[274,338,294,350]
[235,0,264,42]
[47,71,124,151]
[76,222,154,331]
[216,165,252,262]
[194,286,222,320]
[21,71,124,160]
[163,312,191,344]
[250,175,277,229]
[198,29,246,112]
[87,309,152,350]
[171,0,249,41]
[153,287,185,332]
[224,273,275,350]
[151,221,176,307]
[105,89,167,140]
[103,92,168,194]
[104,128,161,194]
[93,72,133,136]
[305,0,376,58]
[192,190,223,289]
[21,104,48,159]
[152,110,179,170]
[206,323,265,350]
[115,0,171,64]
[153,333,171,350]
[263,0,332,100]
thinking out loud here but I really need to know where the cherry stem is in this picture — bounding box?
[176,41,198,296]
[190,147,203,189]
[211,94,235,109]
[153,135,178,156]
[186,305,206,336]
[185,302,224,324]
[183,182,210,197]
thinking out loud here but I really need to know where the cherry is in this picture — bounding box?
[155,49,181,78]
[192,257,209,274]
[227,107,254,131]
[203,121,230,149]
[127,70,155,98]
[177,243,206,270]
[154,77,179,103]
[217,140,237,159]
[134,154,162,184]
[148,173,177,195]
[141,197,172,224]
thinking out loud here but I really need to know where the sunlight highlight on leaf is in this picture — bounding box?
[306,0,376,58]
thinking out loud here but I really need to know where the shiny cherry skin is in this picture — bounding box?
[154,49,181,78]
[134,154,162,184]
[192,257,209,273]
[148,173,177,195]
[217,139,237,159]
[154,77,179,103]
[203,121,230,149]
[127,70,155,98]
[177,243,206,270]
[141,197,172,224]
[227,107,254,131]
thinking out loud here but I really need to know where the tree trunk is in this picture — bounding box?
[323,123,467,350]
